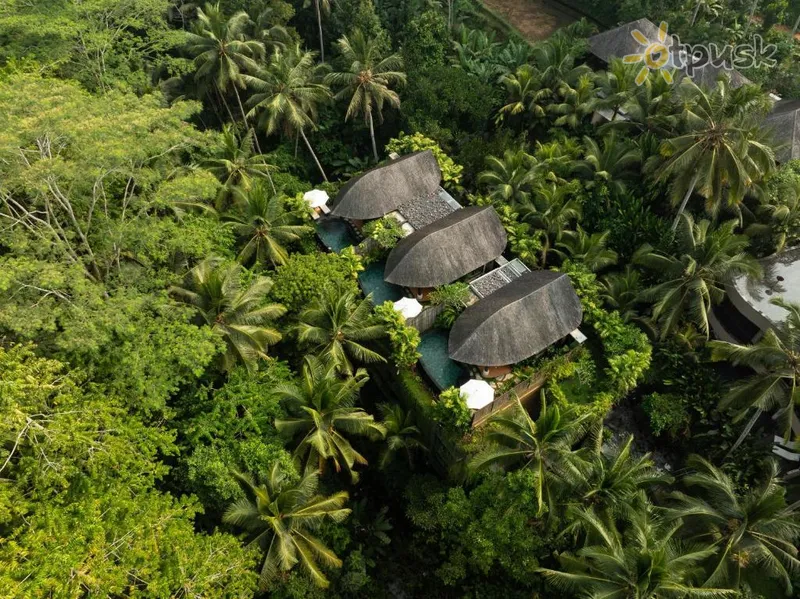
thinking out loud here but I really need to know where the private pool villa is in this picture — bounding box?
[313,150,586,425]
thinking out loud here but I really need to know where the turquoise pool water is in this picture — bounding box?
[359,261,403,305]
[418,330,467,391]
[315,217,356,252]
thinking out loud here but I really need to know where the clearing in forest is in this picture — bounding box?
[481,0,579,41]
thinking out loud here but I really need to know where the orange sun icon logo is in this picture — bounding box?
[623,21,674,85]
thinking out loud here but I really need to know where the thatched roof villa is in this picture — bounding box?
[384,206,507,292]
[587,18,751,90]
[331,150,441,221]
[448,271,583,378]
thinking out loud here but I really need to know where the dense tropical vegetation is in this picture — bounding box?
[1,0,799,597]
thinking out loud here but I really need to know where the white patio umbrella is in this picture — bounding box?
[460,379,495,410]
[303,189,329,209]
[393,297,423,319]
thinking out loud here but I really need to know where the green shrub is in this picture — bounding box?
[643,392,689,438]
[375,302,421,370]
[386,132,464,187]
[432,387,472,434]
[271,250,363,313]
[430,282,471,328]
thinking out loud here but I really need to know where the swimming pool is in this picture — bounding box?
[418,329,467,391]
[315,217,356,252]
[359,261,403,306]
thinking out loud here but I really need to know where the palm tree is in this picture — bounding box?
[748,178,800,253]
[223,462,350,589]
[519,181,582,266]
[469,394,593,517]
[326,30,406,163]
[496,64,548,126]
[478,149,538,205]
[184,3,263,124]
[296,285,387,374]
[548,73,598,130]
[253,6,291,52]
[601,266,646,322]
[206,125,275,208]
[563,433,672,518]
[243,45,332,181]
[224,181,312,268]
[274,355,385,482]
[531,34,591,100]
[666,456,800,594]
[555,227,618,272]
[170,257,285,371]
[634,214,761,339]
[571,133,641,197]
[709,299,800,450]
[650,78,775,230]
[310,0,331,62]
[538,499,734,598]
[377,403,426,469]
[594,58,639,121]
[605,70,680,138]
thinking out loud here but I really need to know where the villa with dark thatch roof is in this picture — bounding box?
[587,18,751,91]
[330,150,441,221]
[763,100,800,163]
[448,271,583,378]
[384,206,507,299]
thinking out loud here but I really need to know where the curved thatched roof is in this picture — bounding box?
[764,99,800,163]
[448,271,582,366]
[331,151,441,220]
[384,206,507,288]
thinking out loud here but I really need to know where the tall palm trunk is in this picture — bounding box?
[315,0,325,62]
[368,111,379,163]
[792,13,800,36]
[300,128,328,182]
[691,0,702,26]
[215,83,237,124]
[233,86,277,194]
[672,172,700,232]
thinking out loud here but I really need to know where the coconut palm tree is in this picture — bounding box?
[555,227,618,272]
[326,30,406,163]
[224,181,312,268]
[601,266,647,321]
[377,403,427,469]
[634,214,761,339]
[519,181,583,266]
[206,125,276,208]
[309,0,331,62]
[243,45,332,181]
[748,178,800,253]
[538,498,734,598]
[709,299,800,449]
[548,73,598,130]
[253,6,291,52]
[563,433,672,519]
[184,3,263,123]
[571,133,641,197]
[223,462,350,589]
[594,58,639,121]
[650,78,775,230]
[666,456,800,594]
[478,149,538,205]
[296,285,387,374]
[531,33,591,101]
[170,257,285,371]
[275,355,385,482]
[605,70,680,138]
[469,394,593,517]
[496,64,549,126]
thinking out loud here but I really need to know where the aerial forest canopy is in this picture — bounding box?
[0,0,799,597]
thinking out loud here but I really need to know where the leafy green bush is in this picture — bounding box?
[270,249,363,313]
[386,132,464,187]
[361,217,405,262]
[430,282,472,328]
[643,392,689,438]
[375,302,422,370]
[432,387,472,434]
